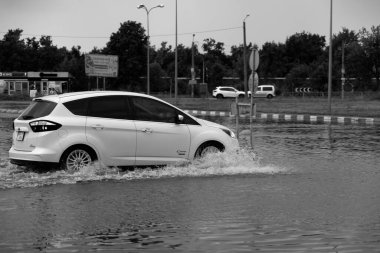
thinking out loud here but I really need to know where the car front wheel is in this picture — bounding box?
[216,94,223,99]
[195,142,224,158]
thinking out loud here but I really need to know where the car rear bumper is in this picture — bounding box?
[9,158,59,168]
[8,146,61,163]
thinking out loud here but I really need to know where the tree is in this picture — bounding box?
[37,35,65,71]
[259,41,287,77]
[58,46,87,91]
[103,21,147,91]
[202,38,231,89]
[285,32,326,69]
[154,41,173,74]
[360,25,380,90]
[0,29,27,71]
[230,43,253,81]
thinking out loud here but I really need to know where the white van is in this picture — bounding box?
[253,85,276,99]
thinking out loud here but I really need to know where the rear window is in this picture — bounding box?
[18,100,57,120]
[63,98,90,116]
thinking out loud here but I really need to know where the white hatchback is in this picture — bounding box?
[9,91,239,170]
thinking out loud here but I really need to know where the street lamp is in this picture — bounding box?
[137,4,164,95]
[243,14,250,98]
[328,0,333,114]
[175,0,178,99]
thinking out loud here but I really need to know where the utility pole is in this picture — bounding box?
[243,14,250,98]
[341,40,345,100]
[174,0,178,99]
[191,34,195,97]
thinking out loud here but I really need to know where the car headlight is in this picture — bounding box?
[221,128,236,139]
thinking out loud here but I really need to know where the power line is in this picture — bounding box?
[0,26,242,40]
[152,26,242,38]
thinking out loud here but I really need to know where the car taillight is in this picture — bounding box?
[29,120,62,132]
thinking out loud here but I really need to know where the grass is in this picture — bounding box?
[165,94,380,118]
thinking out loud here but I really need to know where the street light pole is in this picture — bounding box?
[175,0,178,99]
[341,40,345,100]
[137,4,164,95]
[192,34,195,80]
[243,14,250,98]
[328,0,333,115]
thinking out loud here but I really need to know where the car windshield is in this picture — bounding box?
[18,100,57,120]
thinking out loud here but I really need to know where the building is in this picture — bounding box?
[0,72,73,96]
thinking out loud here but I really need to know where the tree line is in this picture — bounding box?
[0,21,379,94]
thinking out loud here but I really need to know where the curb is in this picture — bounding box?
[184,110,380,126]
[1,108,379,126]
[0,109,24,114]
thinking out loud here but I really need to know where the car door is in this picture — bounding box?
[131,96,191,166]
[223,87,238,98]
[254,86,265,97]
[85,95,137,166]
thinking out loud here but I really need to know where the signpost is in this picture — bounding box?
[249,49,259,148]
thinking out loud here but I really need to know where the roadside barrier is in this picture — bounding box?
[1,108,379,126]
[184,110,380,126]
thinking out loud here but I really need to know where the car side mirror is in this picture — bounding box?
[175,114,184,124]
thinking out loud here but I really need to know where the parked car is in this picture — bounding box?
[9,91,239,170]
[212,86,246,99]
[252,85,276,99]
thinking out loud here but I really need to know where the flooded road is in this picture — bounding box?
[1,117,380,252]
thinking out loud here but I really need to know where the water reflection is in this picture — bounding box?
[0,119,380,252]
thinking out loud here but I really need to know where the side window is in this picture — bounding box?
[87,96,132,120]
[64,98,90,116]
[263,87,272,91]
[132,97,177,123]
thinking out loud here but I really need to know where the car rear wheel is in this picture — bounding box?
[61,146,96,171]
[267,94,273,99]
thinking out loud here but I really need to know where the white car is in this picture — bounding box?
[9,91,238,170]
[212,86,246,99]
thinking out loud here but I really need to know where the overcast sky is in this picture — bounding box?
[1,0,379,53]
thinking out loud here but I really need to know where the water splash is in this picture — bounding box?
[0,149,290,189]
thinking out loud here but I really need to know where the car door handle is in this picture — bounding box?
[141,128,153,134]
[91,124,104,130]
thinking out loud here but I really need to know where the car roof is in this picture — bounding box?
[33,90,202,124]
[35,90,153,103]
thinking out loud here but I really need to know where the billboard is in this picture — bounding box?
[85,54,118,77]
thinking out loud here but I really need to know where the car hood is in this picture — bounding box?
[196,118,228,130]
